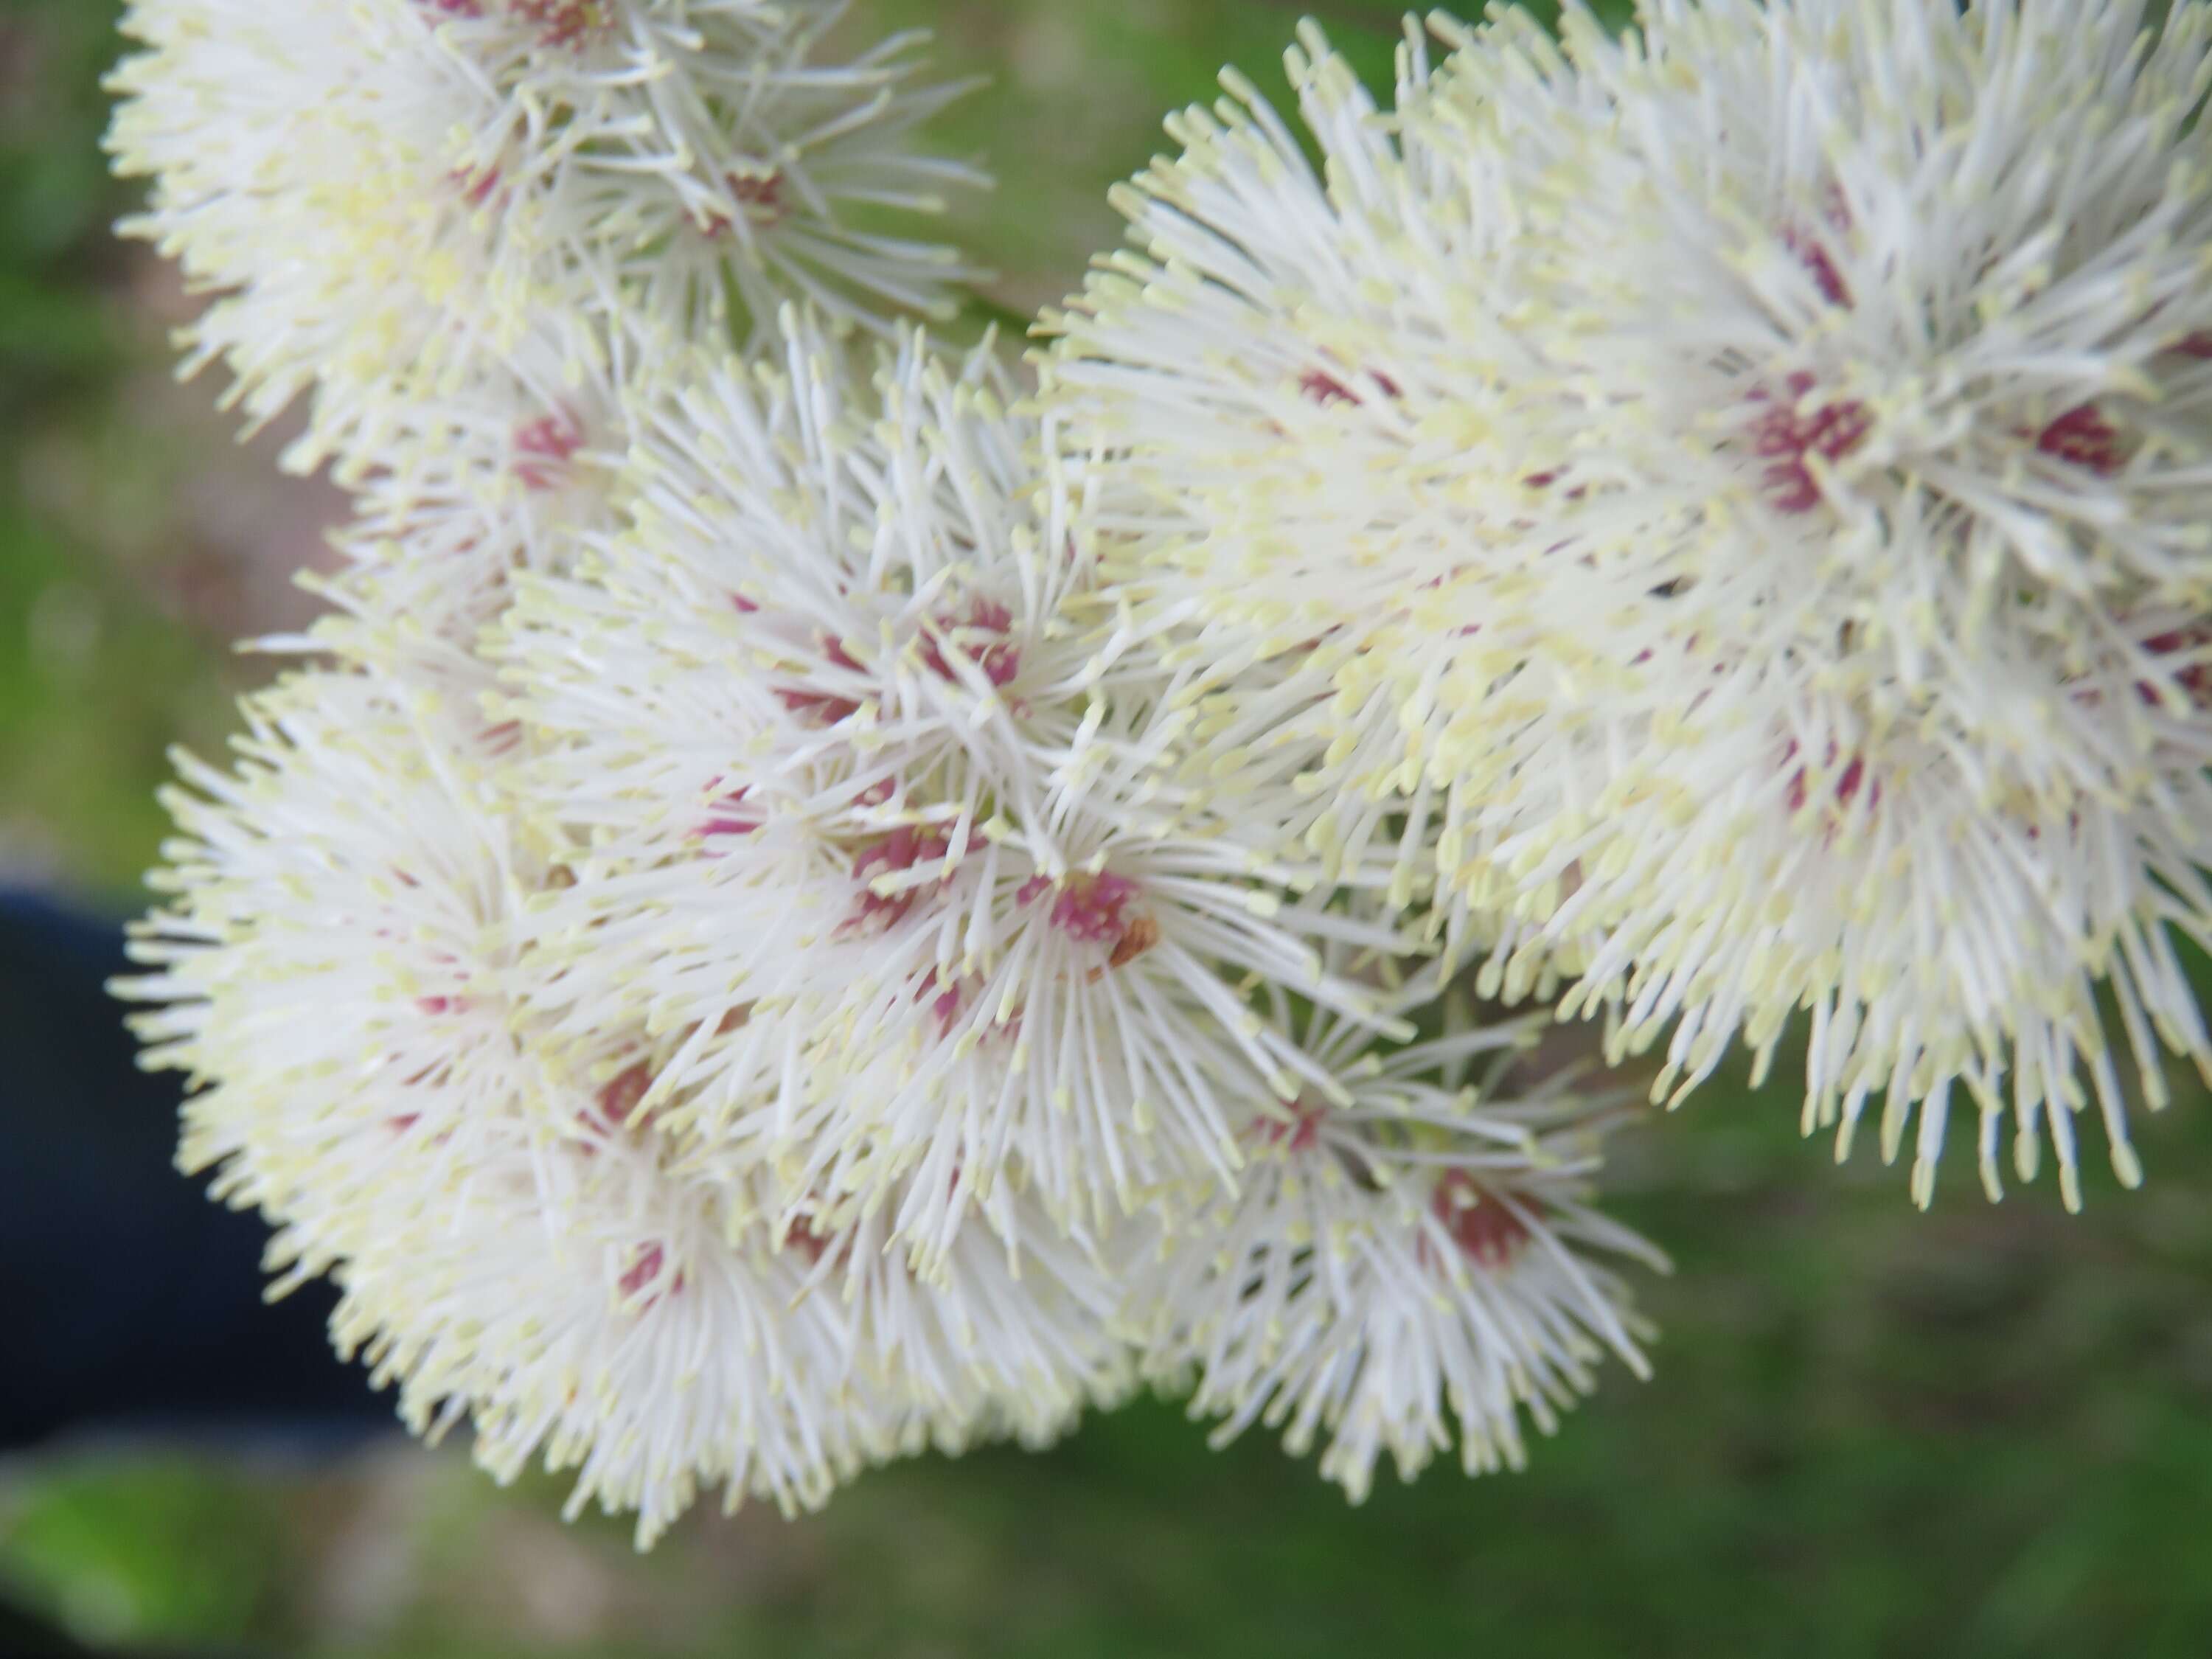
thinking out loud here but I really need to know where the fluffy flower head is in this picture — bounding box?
[108,0,985,472]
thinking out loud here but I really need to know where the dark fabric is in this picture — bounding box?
[0,1595,252,1659]
[0,888,389,1448]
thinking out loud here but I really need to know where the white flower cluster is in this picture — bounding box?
[108,0,2212,1546]
[108,0,981,476]
[111,0,1663,1542]
[1046,0,2212,1215]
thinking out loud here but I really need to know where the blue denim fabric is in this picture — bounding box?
[0,888,388,1450]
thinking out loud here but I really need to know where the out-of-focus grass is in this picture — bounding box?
[3,1,2211,1656]
[11,1077,2211,1659]
[1,0,172,891]
[873,0,1636,319]
[0,1455,296,1648]
[0,0,336,900]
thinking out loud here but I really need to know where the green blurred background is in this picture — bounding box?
[4,1,2211,1653]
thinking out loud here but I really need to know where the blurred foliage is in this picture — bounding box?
[0,0,271,898]
[1,1455,293,1649]
[10,1074,2212,1659]
[2,1,2211,1656]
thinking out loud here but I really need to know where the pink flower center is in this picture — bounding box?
[919,597,1020,689]
[1748,372,1871,514]
[2034,402,2126,477]
[1251,1101,1326,1154]
[451,164,503,208]
[1778,188,1856,309]
[1018,872,1161,973]
[700,783,761,841]
[1020,871,1134,945]
[1298,366,1402,408]
[698,171,787,236]
[512,409,586,491]
[912,970,1024,1046]
[618,1242,684,1306]
[2138,625,2212,709]
[849,827,951,931]
[914,969,971,1037]
[729,172,785,216]
[423,0,611,48]
[591,1060,653,1133]
[782,1218,835,1266]
[1781,738,1879,817]
[413,947,472,1017]
[1782,226,1853,309]
[1431,1171,1535,1270]
[777,636,866,726]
